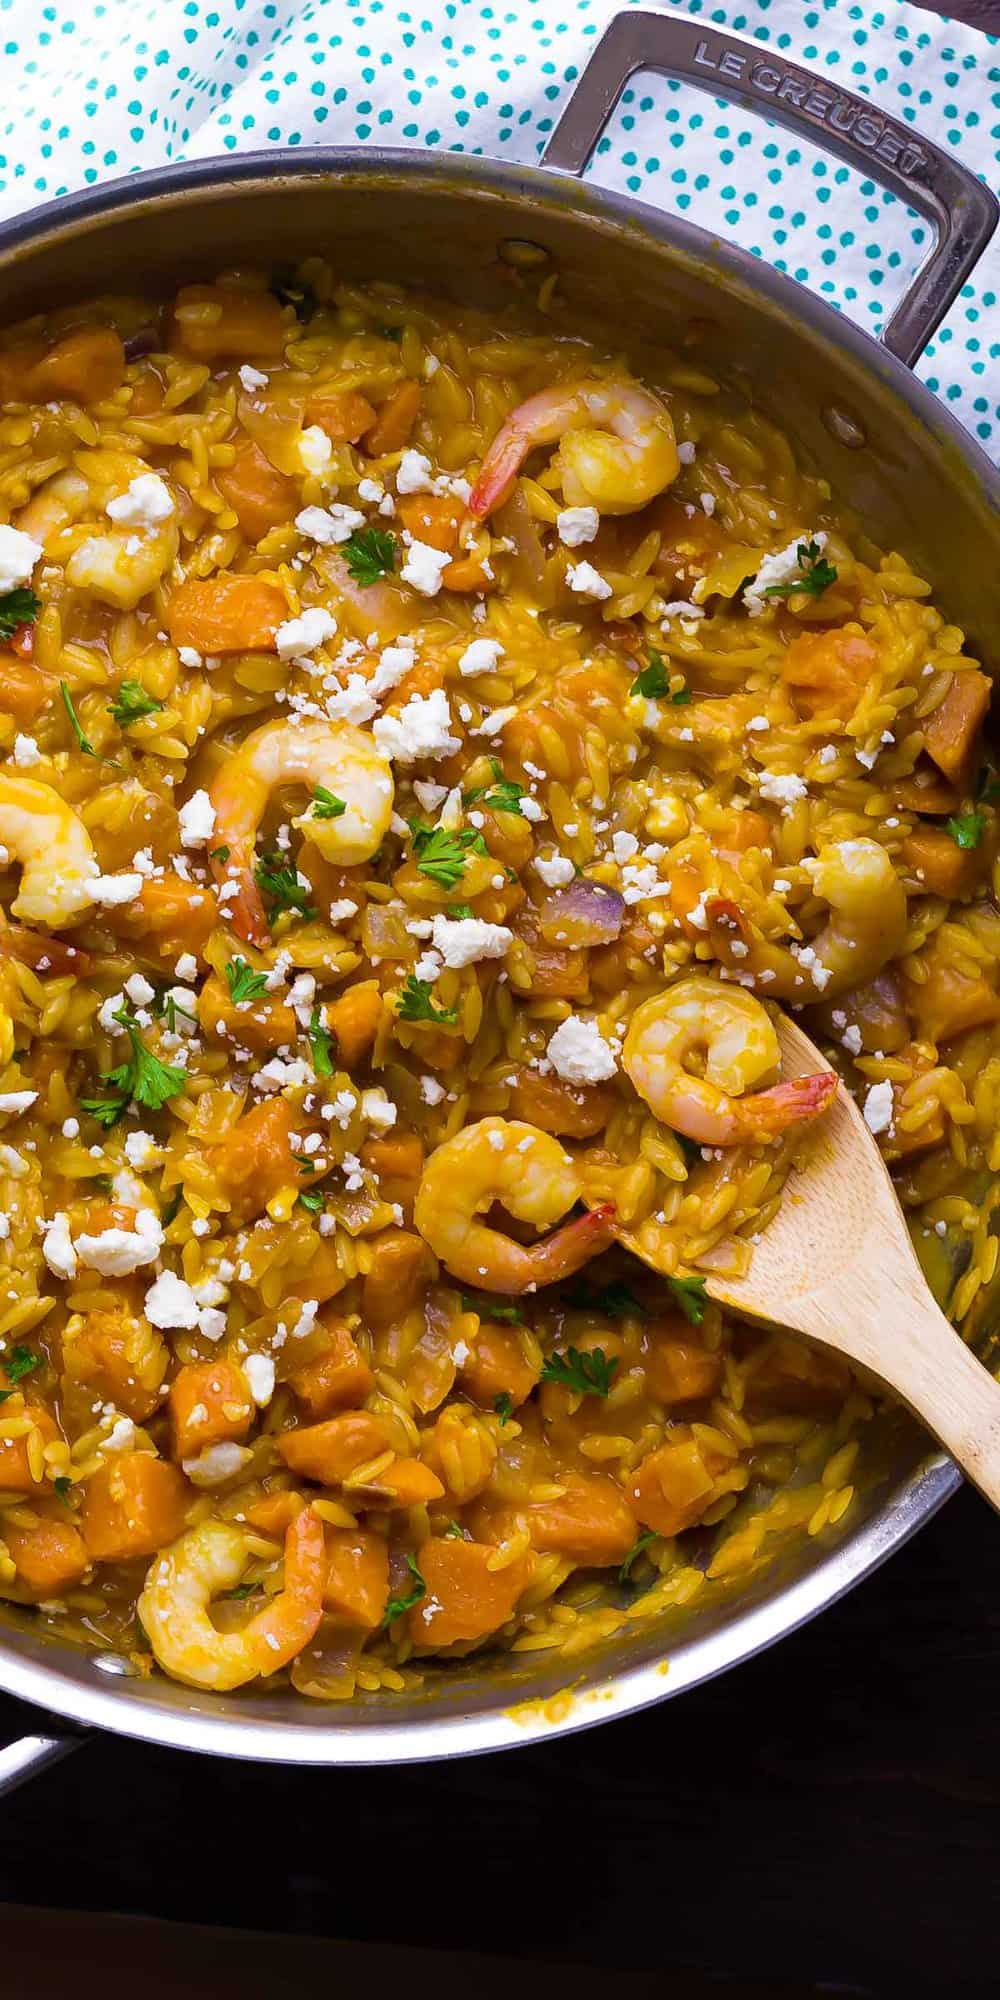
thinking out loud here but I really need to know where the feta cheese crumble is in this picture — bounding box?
[106,472,175,529]
[400,538,452,597]
[458,637,505,678]
[275,607,337,660]
[0,524,42,591]
[547,1016,618,1084]
[177,789,216,848]
[862,1079,894,1137]
[430,914,513,969]
[373,687,461,765]
[556,506,599,548]
[295,503,365,546]
[567,560,613,602]
[743,533,827,617]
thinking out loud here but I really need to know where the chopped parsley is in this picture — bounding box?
[667,1274,709,1326]
[53,1475,74,1505]
[464,762,527,816]
[60,680,99,759]
[444,1519,469,1539]
[460,1295,524,1324]
[630,651,670,699]
[396,975,458,1026]
[947,811,986,851]
[270,267,317,322]
[541,1345,619,1399]
[343,525,397,587]
[297,1187,325,1214]
[159,990,196,1035]
[224,957,270,1005]
[619,1532,658,1584]
[210,844,231,865]
[308,1004,334,1077]
[380,1552,426,1628]
[410,821,487,889]
[671,685,692,705]
[493,1391,514,1426]
[761,539,838,602]
[311,785,347,821]
[107,680,165,728]
[254,853,316,922]
[567,1277,645,1320]
[224,1581,265,1601]
[0,587,39,640]
[161,1188,183,1228]
[81,1003,187,1126]
[6,1345,41,1386]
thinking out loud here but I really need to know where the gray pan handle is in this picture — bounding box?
[543,7,998,369]
[0,1729,80,1798]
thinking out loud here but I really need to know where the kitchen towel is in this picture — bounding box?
[0,0,995,457]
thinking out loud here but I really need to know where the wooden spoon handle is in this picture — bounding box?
[876,1287,1000,1512]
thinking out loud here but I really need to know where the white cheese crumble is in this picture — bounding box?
[557,506,600,547]
[177,788,216,848]
[676,441,696,465]
[76,1208,164,1276]
[757,770,808,809]
[298,424,333,475]
[0,1090,36,1115]
[12,734,41,766]
[295,503,365,546]
[420,1074,446,1106]
[0,524,41,591]
[534,854,576,888]
[182,1442,250,1487]
[174,952,198,982]
[395,448,435,494]
[431,914,513,969]
[361,1087,397,1133]
[458,637,504,678]
[42,1211,77,1280]
[862,1079,894,1137]
[106,472,175,528]
[567,559,613,602]
[400,537,452,597]
[547,1016,618,1084]
[275,607,336,660]
[144,1269,201,1330]
[244,1352,276,1407]
[743,533,827,617]
[841,1024,863,1057]
[238,364,268,391]
[373,687,461,765]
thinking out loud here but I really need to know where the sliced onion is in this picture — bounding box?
[361,903,412,960]
[537,881,625,947]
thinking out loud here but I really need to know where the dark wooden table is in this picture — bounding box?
[2,4,999,1992]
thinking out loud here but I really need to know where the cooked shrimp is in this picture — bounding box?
[622,976,836,1146]
[208,717,394,947]
[708,838,908,1004]
[469,378,679,520]
[17,451,178,611]
[0,774,99,926]
[414,1116,616,1293]
[137,1507,325,1693]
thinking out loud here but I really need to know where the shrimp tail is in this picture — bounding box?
[521,1201,618,1291]
[213,856,270,949]
[737,1069,837,1138]
[248,1506,325,1674]
[468,426,526,520]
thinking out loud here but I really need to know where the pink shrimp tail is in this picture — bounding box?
[525,1201,618,1289]
[468,426,528,520]
[249,1506,325,1674]
[211,852,270,950]
[742,1069,838,1137]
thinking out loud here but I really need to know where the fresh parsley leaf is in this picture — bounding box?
[667,1274,708,1326]
[224,957,270,1005]
[443,1519,469,1539]
[449,903,474,920]
[160,991,196,1035]
[0,587,39,640]
[566,1277,645,1320]
[493,1391,514,1426]
[947,811,986,851]
[380,1552,426,1628]
[53,1475,74,1504]
[410,821,487,889]
[60,680,98,758]
[85,1003,186,1125]
[311,785,347,821]
[461,1295,524,1324]
[7,1345,41,1385]
[619,1531,658,1584]
[107,680,164,728]
[630,651,670,700]
[761,539,838,602]
[343,525,397,587]
[308,1004,334,1077]
[270,267,317,322]
[210,844,231,864]
[254,853,316,921]
[396,975,458,1026]
[298,1187,325,1214]
[540,1345,619,1399]
[224,1581,265,1601]
[482,779,527,816]
[671,685,693,705]
[161,1188,183,1228]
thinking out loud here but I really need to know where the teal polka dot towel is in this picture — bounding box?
[0,0,996,457]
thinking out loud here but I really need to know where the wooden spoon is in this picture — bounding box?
[705,1015,1000,1510]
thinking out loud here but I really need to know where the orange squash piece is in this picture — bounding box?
[508,1066,617,1139]
[287,1320,374,1417]
[359,1132,425,1215]
[277,1411,392,1485]
[166,574,287,655]
[217,437,297,543]
[920,670,991,784]
[0,656,56,724]
[459,1322,540,1412]
[207,1097,298,1221]
[0,1403,59,1494]
[901,825,988,901]
[904,942,1000,1047]
[108,872,216,965]
[408,1538,530,1648]
[169,283,289,361]
[363,379,422,456]
[4,1515,89,1597]
[303,390,377,442]
[169,1358,254,1462]
[629,1434,724,1537]
[326,981,383,1067]
[396,492,464,555]
[782,628,878,718]
[361,1229,433,1333]
[66,1309,164,1423]
[81,1454,190,1561]
[641,1323,723,1406]
[197,970,298,1053]
[323,1527,389,1629]
[525,1472,636,1566]
[362,1457,445,1507]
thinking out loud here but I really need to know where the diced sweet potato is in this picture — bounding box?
[323,1526,388,1629]
[81,1453,190,1561]
[303,390,377,442]
[782,628,877,718]
[327,980,383,1067]
[396,492,464,555]
[287,1320,373,1417]
[904,944,1000,1047]
[4,1515,89,1597]
[361,1456,445,1507]
[0,656,55,724]
[30,326,126,404]
[508,1066,617,1139]
[525,1472,636,1566]
[0,1403,58,1494]
[217,437,297,543]
[169,1358,253,1462]
[409,1537,530,1648]
[169,284,289,361]
[891,762,961,817]
[197,970,298,1052]
[629,1435,724,1537]
[510,905,589,1000]
[359,1133,425,1216]
[276,1411,392,1485]
[108,872,216,965]
[920,670,991,785]
[207,1097,297,1221]
[742,1333,851,1416]
[641,1324,723,1405]
[362,1229,434,1333]
[901,825,987,900]
[63,1308,165,1423]
[715,808,772,858]
[650,494,726,586]
[244,1490,305,1536]
[363,380,422,456]
[459,1322,540,1412]
[166,574,288,655]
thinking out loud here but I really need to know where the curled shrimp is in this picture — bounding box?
[17,451,178,611]
[414,1116,616,1293]
[137,1507,325,1693]
[708,837,908,1005]
[208,716,394,947]
[0,774,99,927]
[622,975,836,1147]
[468,378,679,520]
